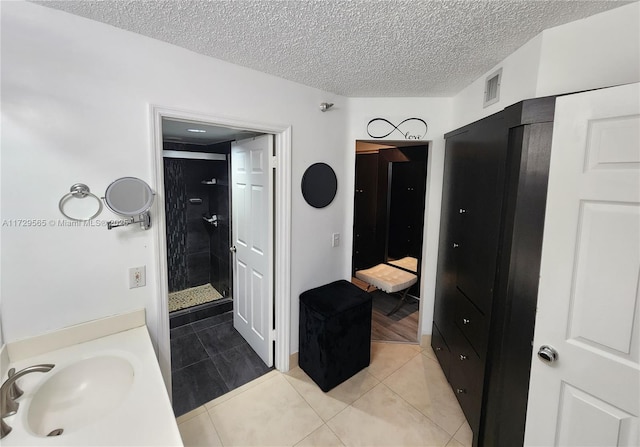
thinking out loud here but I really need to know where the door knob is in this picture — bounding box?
[229,246,237,253]
[537,345,558,363]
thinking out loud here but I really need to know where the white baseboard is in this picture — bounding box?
[289,351,299,370]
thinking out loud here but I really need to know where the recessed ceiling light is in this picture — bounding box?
[187,128,207,133]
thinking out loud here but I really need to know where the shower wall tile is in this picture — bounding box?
[187,251,210,288]
[219,257,231,297]
[209,254,220,293]
[186,200,206,220]
[215,223,231,258]
[187,220,210,254]
[164,158,188,293]
[165,146,231,298]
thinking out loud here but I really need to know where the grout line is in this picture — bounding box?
[368,344,422,381]
[380,360,466,439]
[391,384,461,438]
[282,369,327,423]
[175,405,207,425]
[205,406,226,446]
[323,421,346,447]
[171,356,214,375]
[205,370,280,410]
[380,380,459,439]
[190,316,234,333]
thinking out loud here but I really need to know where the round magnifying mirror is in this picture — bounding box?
[104,177,155,216]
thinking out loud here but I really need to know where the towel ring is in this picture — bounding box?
[58,183,103,221]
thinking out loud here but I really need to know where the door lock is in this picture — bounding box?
[537,345,558,363]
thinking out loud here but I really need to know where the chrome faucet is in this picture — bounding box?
[1,364,54,439]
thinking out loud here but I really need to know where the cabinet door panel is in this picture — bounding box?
[353,154,383,272]
[454,115,508,314]
[434,132,466,340]
[449,326,484,433]
[431,321,451,379]
[454,289,488,356]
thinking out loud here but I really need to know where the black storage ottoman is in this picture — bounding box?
[299,280,372,392]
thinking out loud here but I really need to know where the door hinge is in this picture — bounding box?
[270,329,277,341]
[270,156,277,169]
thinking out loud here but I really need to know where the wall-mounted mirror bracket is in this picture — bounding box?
[103,177,155,231]
[107,212,151,230]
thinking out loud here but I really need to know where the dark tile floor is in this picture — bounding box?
[170,311,272,417]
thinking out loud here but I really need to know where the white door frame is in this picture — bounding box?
[149,105,292,395]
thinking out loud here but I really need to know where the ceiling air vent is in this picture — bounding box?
[483,68,502,108]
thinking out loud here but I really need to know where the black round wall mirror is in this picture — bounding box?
[301,162,337,208]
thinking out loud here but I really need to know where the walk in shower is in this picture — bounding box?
[163,143,232,325]
[162,119,273,417]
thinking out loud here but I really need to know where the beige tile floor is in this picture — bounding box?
[177,341,473,447]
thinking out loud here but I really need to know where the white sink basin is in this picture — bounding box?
[26,356,134,437]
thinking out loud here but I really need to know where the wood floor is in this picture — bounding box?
[352,278,419,343]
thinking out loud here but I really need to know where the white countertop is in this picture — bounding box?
[3,326,182,446]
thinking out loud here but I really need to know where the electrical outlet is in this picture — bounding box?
[129,266,146,289]
[332,233,340,247]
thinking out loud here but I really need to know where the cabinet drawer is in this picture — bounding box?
[449,328,484,431]
[454,290,488,356]
[431,322,451,379]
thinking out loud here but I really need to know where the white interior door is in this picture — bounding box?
[231,135,274,367]
[525,83,640,446]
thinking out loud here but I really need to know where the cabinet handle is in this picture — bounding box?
[435,347,442,351]
[459,354,467,361]
[453,243,459,248]
[456,388,467,394]
[459,208,466,214]
[462,318,470,325]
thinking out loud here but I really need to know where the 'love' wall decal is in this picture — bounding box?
[366,118,428,140]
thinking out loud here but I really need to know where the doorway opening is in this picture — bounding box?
[351,140,428,344]
[151,108,292,419]
[163,118,272,416]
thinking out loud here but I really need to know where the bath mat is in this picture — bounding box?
[169,283,223,312]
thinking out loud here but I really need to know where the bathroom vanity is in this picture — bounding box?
[0,310,182,446]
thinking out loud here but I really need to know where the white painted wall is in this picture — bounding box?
[0,2,348,362]
[346,97,454,338]
[452,2,639,128]
[536,2,640,97]
[452,35,543,129]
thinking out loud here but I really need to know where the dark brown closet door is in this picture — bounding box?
[454,115,509,316]
[353,153,383,272]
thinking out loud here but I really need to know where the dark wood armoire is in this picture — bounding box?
[432,97,557,446]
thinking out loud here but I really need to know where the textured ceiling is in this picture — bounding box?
[32,0,630,97]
